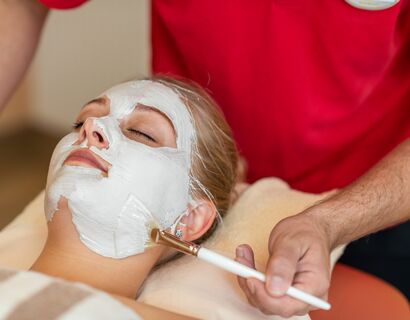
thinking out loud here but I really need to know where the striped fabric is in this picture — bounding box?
[0,268,140,320]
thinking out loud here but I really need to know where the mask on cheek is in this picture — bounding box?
[45,81,195,259]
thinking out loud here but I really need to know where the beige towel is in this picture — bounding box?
[138,178,344,320]
[0,191,47,270]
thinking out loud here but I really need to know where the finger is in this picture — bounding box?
[235,246,286,315]
[235,245,256,292]
[236,275,257,307]
[265,243,300,297]
[236,244,256,267]
[293,265,329,300]
[235,245,259,307]
[236,244,313,317]
[244,278,261,308]
[252,280,311,317]
[291,241,331,299]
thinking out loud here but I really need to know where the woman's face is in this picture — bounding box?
[45,80,195,259]
[64,97,178,174]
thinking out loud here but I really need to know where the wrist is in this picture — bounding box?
[300,201,342,250]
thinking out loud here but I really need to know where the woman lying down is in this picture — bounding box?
[27,76,238,319]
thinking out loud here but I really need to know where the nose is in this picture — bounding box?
[77,118,109,149]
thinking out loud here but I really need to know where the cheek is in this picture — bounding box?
[111,144,177,186]
[108,143,191,226]
[49,134,79,170]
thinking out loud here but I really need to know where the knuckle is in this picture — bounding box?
[295,307,310,316]
[246,296,256,308]
[259,306,274,315]
[239,260,251,268]
[270,256,291,269]
[280,308,295,318]
[279,303,306,318]
[316,277,330,296]
[253,288,271,310]
[322,276,331,290]
[272,218,290,232]
[254,283,270,301]
[253,291,280,316]
[267,258,295,279]
[235,256,248,266]
[237,278,251,296]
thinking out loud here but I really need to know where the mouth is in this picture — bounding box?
[64,148,110,175]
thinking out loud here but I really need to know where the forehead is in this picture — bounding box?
[101,80,195,152]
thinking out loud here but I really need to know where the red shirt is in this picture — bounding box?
[39,0,410,193]
[37,0,88,9]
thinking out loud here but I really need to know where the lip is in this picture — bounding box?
[64,148,110,174]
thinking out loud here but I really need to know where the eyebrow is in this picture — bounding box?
[135,105,172,120]
[82,97,107,109]
[135,104,176,133]
[136,105,159,113]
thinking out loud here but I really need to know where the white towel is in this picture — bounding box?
[0,268,140,320]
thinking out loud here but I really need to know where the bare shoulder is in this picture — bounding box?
[112,294,198,320]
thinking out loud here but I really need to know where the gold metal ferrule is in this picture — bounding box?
[150,228,200,256]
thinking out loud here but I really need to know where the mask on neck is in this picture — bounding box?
[45,80,195,258]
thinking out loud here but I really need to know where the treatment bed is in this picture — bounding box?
[0,178,407,319]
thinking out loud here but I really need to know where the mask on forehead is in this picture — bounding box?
[45,80,195,258]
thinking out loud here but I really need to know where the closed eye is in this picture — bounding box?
[73,121,84,130]
[127,129,156,143]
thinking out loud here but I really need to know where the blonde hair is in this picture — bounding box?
[150,75,238,243]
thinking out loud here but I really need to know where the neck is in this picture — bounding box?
[31,199,164,298]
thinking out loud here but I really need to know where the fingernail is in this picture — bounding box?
[236,246,244,258]
[268,276,285,296]
[243,247,252,261]
[247,280,255,295]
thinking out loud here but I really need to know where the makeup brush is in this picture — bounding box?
[151,228,331,311]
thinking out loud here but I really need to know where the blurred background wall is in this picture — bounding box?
[0,0,150,227]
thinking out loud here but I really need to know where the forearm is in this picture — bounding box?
[0,0,48,110]
[305,138,410,248]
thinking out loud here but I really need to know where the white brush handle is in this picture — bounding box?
[197,248,331,311]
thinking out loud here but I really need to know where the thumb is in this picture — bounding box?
[265,244,300,297]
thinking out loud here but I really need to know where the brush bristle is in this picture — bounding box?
[150,228,160,243]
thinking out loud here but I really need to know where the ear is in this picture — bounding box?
[177,200,217,242]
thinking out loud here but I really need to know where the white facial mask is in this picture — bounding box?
[45,80,195,258]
